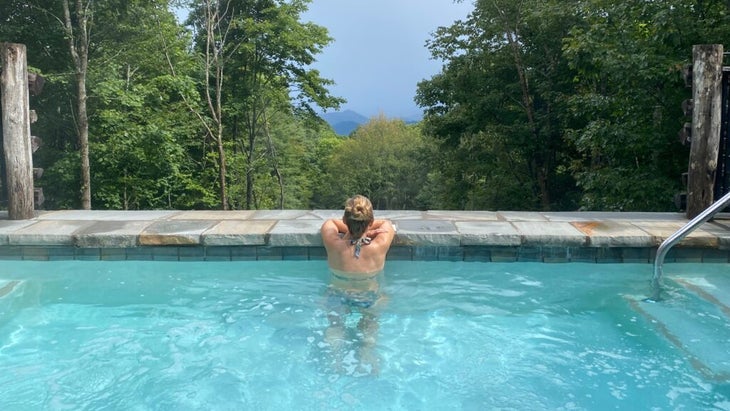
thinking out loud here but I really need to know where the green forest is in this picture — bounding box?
[1,0,729,212]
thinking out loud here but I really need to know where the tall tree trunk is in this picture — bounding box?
[216,124,228,210]
[77,61,90,209]
[262,109,284,209]
[245,109,256,210]
[205,0,229,210]
[62,0,91,209]
[496,1,551,209]
[156,7,228,209]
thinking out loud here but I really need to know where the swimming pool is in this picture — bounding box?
[0,260,728,410]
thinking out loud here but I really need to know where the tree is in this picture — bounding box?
[418,0,730,211]
[417,0,581,210]
[187,0,343,209]
[1,0,341,211]
[314,115,431,209]
[61,0,92,209]
[0,0,95,209]
[0,0,216,209]
[89,2,215,209]
[192,0,232,209]
[242,107,334,209]
[562,0,730,210]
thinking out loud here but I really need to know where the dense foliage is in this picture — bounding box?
[312,115,431,209]
[417,0,730,211]
[1,0,729,211]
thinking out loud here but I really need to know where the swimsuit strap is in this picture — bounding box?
[350,236,372,259]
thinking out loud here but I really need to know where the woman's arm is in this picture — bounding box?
[321,219,347,245]
[366,220,395,240]
[369,220,386,229]
[330,218,348,233]
[319,220,340,249]
[367,219,391,233]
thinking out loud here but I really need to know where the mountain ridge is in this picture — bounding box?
[321,110,368,135]
[321,109,421,135]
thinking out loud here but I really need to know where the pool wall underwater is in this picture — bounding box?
[0,210,728,262]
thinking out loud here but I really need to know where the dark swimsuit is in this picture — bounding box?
[327,270,381,309]
[328,286,379,309]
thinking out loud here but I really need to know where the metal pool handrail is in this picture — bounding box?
[648,190,730,302]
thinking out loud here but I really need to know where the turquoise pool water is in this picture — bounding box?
[0,260,728,410]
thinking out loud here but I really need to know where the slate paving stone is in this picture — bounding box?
[171,210,256,220]
[75,221,151,248]
[140,220,218,245]
[511,221,587,246]
[455,221,521,246]
[36,210,178,221]
[571,221,654,247]
[393,220,460,246]
[9,220,94,246]
[268,220,323,246]
[0,210,726,262]
[203,220,275,246]
[632,221,718,247]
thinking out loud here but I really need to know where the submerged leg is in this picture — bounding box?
[324,300,350,373]
[356,310,380,375]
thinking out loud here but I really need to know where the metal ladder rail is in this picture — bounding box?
[648,190,730,302]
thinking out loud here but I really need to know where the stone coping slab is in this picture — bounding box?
[75,221,153,248]
[631,221,719,248]
[36,210,179,221]
[140,220,218,246]
[203,220,276,246]
[171,210,256,220]
[8,220,95,246]
[394,220,460,246]
[268,220,325,246]
[572,221,655,247]
[455,221,521,246]
[0,210,726,251]
[512,221,587,246]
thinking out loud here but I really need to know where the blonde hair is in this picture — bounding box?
[343,195,374,239]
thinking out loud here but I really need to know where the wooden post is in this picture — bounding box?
[686,44,724,219]
[1,43,34,219]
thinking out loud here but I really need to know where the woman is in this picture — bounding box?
[321,194,395,276]
[319,195,395,375]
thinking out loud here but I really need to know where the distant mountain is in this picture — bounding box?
[320,109,423,135]
[330,120,362,136]
[321,110,368,135]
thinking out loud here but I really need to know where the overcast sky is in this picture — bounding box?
[302,0,473,120]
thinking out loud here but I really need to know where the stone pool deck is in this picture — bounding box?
[0,210,729,262]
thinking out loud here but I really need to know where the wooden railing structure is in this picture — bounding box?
[0,42,44,219]
[682,44,729,219]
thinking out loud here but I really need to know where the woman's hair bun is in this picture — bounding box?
[344,195,373,222]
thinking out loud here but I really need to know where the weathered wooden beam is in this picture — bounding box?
[31,135,40,153]
[1,42,35,219]
[34,187,44,208]
[27,72,44,96]
[678,122,692,146]
[686,44,724,219]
